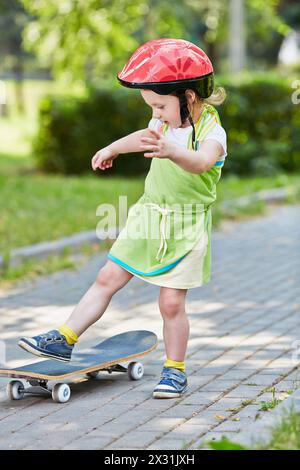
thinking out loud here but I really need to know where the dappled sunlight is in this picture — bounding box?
[2,357,42,369]
[187,300,227,314]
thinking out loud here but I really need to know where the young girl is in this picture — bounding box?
[18,38,227,399]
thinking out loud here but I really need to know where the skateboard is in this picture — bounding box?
[0,330,157,403]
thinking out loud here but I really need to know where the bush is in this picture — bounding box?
[218,73,300,176]
[34,88,151,175]
[34,74,300,176]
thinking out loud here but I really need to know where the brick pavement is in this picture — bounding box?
[0,204,299,450]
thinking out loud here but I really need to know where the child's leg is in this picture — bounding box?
[153,286,189,398]
[63,260,134,337]
[158,286,189,366]
[18,261,133,360]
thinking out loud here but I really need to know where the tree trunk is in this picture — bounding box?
[229,0,246,73]
[13,57,25,114]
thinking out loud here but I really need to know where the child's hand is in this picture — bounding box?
[140,129,178,160]
[91,146,118,171]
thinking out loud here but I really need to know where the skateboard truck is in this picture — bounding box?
[105,364,127,374]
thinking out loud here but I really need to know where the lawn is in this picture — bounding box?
[0,156,145,254]
[258,410,300,450]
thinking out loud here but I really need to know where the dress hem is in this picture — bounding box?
[107,252,186,276]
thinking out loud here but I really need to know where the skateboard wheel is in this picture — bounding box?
[52,383,71,403]
[7,380,25,400]
[127,362,144,380]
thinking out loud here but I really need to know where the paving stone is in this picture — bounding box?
[214,416,254,432]
[136,417,185,432]
[146,438,190,450]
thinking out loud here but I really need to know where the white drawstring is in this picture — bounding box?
[144,203,173,263]
[143,202,209,264]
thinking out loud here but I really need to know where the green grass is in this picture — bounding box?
[216,173,300,200]
[205,409,300,450]
[0,241,112,288]
[213,172,300,227]
[258,410,300,450]
[0,162,145,254]
[199,409,300,450]
[257,386,281,411]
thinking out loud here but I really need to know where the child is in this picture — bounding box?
[18,38,227,399]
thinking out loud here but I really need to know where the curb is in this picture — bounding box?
[220,185,298,211]
[0,186,297,269]
[224,389,300,449]
[0,228,120,269]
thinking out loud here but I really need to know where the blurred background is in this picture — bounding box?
[0,0,299,283]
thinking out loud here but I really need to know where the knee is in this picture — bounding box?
[95,261,132,293]
[159,293,185,320]
[95,265,111,290]
[95,263,120,293]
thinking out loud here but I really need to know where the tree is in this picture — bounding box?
[278,0,300,30]
[20,0,292,85]
[186,0,291,71]
[246,0,291,67]
[0,0,33,112]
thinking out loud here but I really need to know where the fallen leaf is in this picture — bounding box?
[215,414,226,421]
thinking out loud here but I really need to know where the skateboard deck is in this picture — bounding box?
[0,330,157,403]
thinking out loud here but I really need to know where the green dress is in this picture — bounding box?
[107,104,225,286]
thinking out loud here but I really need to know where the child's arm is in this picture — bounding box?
[140,129,224,174]
[92,129,153,171]
[171,139,224,174]
[110,128,153,155]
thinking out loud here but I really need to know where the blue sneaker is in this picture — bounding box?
[153,367,188,398]
[18,330,74,362]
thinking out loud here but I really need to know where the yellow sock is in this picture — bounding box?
[59,324,78,345]
[164,358,185,372]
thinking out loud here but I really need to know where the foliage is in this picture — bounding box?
[206,436,247,450]
[279,0,300,29]
[33,87,151,175]
[0,0,32,70]
[33,73,300,176]
[246,0,291,67]
[20,0,187,85]
[258,410,300,450]
[20,0,292,83]
[218,73,300,175]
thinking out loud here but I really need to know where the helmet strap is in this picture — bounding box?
[188,115,197,151]
[177,91,197,151]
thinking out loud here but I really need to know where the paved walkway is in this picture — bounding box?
[0,204,299,450]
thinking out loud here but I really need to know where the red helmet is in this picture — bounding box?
[117,38,214,98]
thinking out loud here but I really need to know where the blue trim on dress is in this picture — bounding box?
[107,253,186,276]
[214,160,225,167]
